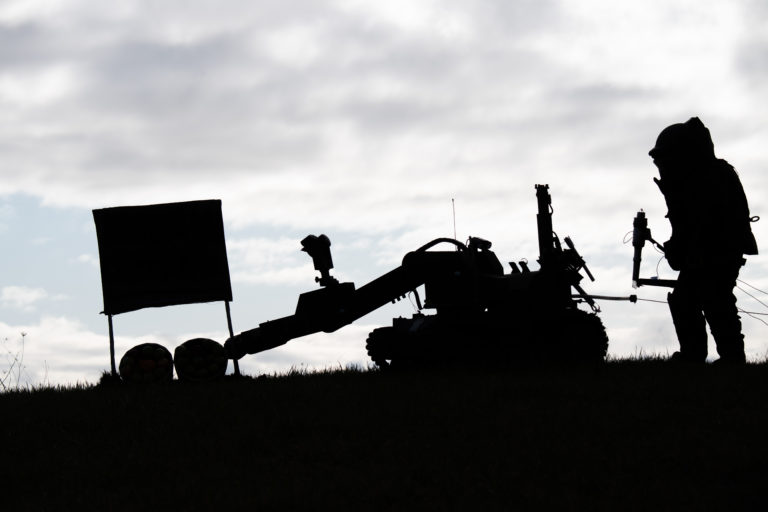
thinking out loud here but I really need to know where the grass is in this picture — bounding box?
[2,360,768,510]
[0,332,43,391]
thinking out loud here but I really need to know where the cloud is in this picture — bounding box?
[236,324,376,375]
[2,1,768,384]
[0,314,375,387]
[74,253,99,267]
[0,0,639,209]
[735,1,768,95]
[0,316,106,387]
[1,285,48,311]
[0,64,82,107]
[227,236,316,285]
[2,1,764,229]
[0,202,13,232]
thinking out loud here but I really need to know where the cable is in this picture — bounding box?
[407,292,420,313]
[590,294,768,311]
[636,298,669,304]
[737,279,768,296]
[742,311,768,327]
[631,294,768,334]
[584,292,768,334]
[603,295,768,314]
[633,296,768,315]
[628,297,768,332]
[581,294,636,302]
[736,285,768,311]
[736,280,768,325]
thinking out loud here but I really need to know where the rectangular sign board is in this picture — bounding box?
[93,200,233,315]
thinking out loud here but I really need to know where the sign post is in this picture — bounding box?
[93,200,236,377]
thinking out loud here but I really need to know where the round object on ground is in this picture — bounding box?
[174,338,228,382]
[542,308,609,363]
[119,343,173,384]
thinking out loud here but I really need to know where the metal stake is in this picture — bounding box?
[108,314,117,376]
[225,301,241,376]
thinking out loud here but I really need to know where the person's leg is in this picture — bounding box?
[668,270,708,362]
[703,267,746,363]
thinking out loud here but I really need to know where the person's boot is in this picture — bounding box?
[667,291,708,362]
[704,292,746,366]
[669,351,706,364]
[711,355,746,366]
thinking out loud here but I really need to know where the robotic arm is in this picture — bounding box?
[225,235,428,360]
[631,210,675,288]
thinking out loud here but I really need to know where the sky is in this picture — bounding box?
[1,0,768,387]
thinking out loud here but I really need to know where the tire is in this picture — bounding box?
[365,327,397,369]
[366,308,609,368]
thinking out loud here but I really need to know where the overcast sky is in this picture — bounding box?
[2,0,767,386]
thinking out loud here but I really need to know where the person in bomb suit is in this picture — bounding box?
[649,117,758,364]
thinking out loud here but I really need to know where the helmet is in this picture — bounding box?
[649,117,715,161]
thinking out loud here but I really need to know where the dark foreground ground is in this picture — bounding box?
[2,360,768,511]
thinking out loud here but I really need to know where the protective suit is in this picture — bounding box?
[649,117,757,363]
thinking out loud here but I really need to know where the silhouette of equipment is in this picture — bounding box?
[93,200,240,377]
[301,234,339,287]
[225,185,609,367]
[632,210,676,288]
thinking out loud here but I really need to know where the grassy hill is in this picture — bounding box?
[2,361,767,510]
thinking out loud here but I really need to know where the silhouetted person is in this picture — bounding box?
[649,117,758,364]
